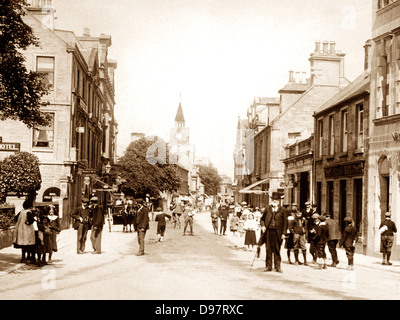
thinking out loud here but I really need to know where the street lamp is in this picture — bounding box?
[105,162,112,175]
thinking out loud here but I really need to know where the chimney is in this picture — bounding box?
[329,41,336,54]
[323,41,329,54]
[363,39,372,71]
[83,27,91,37]
[295,72,301,83]
[315,41,321,53]
[289,70,294,83]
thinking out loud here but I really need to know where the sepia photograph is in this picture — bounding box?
[0,0,399,308]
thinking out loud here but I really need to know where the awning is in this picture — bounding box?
[239,179,269,194]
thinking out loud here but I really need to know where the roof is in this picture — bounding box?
[314,71,370,115]
[278,81,311,93]
[256,97,280,105]
[175,102,185,123]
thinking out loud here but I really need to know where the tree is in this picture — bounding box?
[198,164,222,196]
[0,151,42,202]
[0,0,50,128]
[116,137,181,198]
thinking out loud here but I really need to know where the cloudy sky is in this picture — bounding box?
[52,0,372,178]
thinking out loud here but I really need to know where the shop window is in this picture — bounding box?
[341,109,348,152]
[317,119,323,157]
[356,103,364,149]
[328,114,335,155]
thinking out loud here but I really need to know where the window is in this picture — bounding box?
[328,114,335,155]
[33,113,54,148]
[317,119,323,157]
[341,110,348,152]
[356,103,364,149]
[36,56,54,90]
[378,0,397,10]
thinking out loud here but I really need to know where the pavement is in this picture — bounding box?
[1,211,400,278]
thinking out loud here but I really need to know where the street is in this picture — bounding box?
[0,210,399,300]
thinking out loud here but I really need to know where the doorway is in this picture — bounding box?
[379,157,390,220]
[327,180,334,218]
[353,179,363,234]
[339,180,347,231]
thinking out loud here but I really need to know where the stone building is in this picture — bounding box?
[0,1,117,228]
[239,41,349,209]
[367,0,400,258]
[313,69,370,254]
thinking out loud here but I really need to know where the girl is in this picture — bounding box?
[243,213,258,251]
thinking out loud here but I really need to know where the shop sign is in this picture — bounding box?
[0,142,20,152]
[324,161,364,178]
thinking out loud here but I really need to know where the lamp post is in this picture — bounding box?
[103,162,112,232]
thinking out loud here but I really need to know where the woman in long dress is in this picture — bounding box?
[13,199,36,263]
[243,213,258,251]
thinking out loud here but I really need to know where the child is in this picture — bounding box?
[154,207,171,242]
[210,209,219,235]
[37,215,53,266]
[243,213,258,251]
[339,217,358,271]
[313,215,329,269]
[47,205,60,263]
[229,212,239,236]
[379,212,397,265]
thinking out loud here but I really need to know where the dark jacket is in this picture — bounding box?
[136,206,149,231]
[260,205,288,242]
[339,225,358,248]
[219,207,229,221]
[72,206,91,224]
[155,213,171,227]
[290,216,306,235]
[379,219,397,236]
[314,222,329,246]
[325,218,341,240]
[90,205,105,229]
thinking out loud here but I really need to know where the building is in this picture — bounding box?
[0,1,117,228]
[239,41,349,208]
[367,0,400,259]
[313,69,370,254]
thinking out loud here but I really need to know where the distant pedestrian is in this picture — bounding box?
[308,213,319,264]
[229,212,239,236]
[47,205,61,263]
[135,198,149,256]
[211,209,219,235]
[339,217,358,271]
[155,207,171,242]
[324,212,341,267]
[379,212,397,266]
[37,214,53,266]
[89,197,105,254]
[284,205,296,264]
[183,204,194,236]
[244,213,258,251]
[219,204,229,236]
[72,198,91,254]
[13,198,36,263]
[291,209,307,265]
[172,201,184,229]
[313,215,329,269]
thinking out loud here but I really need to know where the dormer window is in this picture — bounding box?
[27,0,53,7]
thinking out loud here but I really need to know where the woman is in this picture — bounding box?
[243,213,258,251]
[47,205,61,263]
[13,198,36,263]
[229,212,239,236]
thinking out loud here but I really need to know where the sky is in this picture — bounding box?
[51,0,372,178]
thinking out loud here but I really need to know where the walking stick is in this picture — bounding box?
[250,246,261,271]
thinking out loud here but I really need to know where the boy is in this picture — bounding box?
[379,212,397,265]
[339,217,358,271]
[154,207,171,242]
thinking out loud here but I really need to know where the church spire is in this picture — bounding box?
[175,93,185,127]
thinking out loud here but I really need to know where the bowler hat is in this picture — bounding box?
[344,216,353,223]
[271,192,280,200]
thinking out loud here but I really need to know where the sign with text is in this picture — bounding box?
[324,161,364,178]
[0,142,20,152]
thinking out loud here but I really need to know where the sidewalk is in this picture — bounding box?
[1,212,400,277]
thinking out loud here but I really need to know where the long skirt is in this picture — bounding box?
[244,230,257,246]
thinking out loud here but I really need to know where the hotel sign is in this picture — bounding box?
[0,142,20,152]
[324,161,364,178]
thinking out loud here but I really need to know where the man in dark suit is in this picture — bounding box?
[219,204,229,236]
[89,197,105,254]
[71,198,91,254]
[135,199,149,256]
[259,192,287,273]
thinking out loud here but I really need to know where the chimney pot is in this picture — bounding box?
[323,41,329,53]
[83,27,90,37]
[289,70,294,82]
[315,41,321,53]
[329,41,336,54]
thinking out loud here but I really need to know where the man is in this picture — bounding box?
[135,198,149,256]
[172,201,184,229]
[291,208,307,265]
[379,212,397,265]
[89,197,105,254]
[183,203,194,236]
[308,213,320,264]
[324,212,341,267]
[259,192,287,273]
[71,198,91,254]
[339,216,358,271]
[219,204,229,236]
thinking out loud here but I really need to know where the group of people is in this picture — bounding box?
[72,196,150,256]
[170,201,195,236]
[13,197,61,267]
